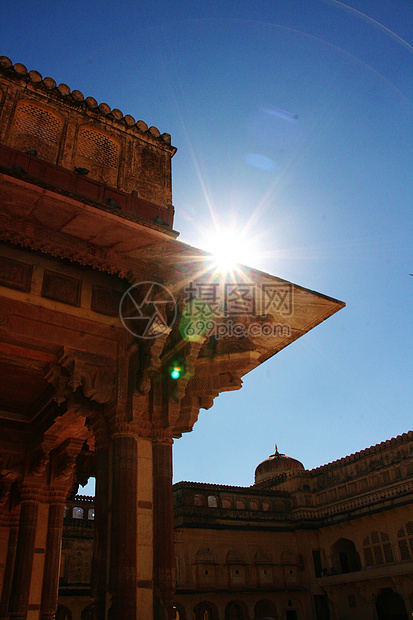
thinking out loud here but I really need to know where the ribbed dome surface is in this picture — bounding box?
[254,446,304,485]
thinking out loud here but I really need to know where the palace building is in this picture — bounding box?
[59,433,413,620]
[0,56,346,620]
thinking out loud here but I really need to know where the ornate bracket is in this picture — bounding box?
[46,347,116,404]
[136,334,169,395]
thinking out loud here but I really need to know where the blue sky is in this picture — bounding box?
[2,0,412,489]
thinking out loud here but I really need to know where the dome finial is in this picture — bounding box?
[274,444,279,455]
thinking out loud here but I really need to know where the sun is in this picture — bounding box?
[204,227,259,275]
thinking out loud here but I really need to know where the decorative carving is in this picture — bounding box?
[91,285,123,317]
[29,448,49,477]
[46,439,87,503]
[42,270,81,306]
[168,339,205,403]
[0,256,33,291]
[0,213,130,278]
[45,363,69,405]
[46,348,116,405]
[54,451,76,481]
[173,352,258,435]
[136,335,169,395]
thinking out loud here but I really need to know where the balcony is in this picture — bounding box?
[0,143,176,231]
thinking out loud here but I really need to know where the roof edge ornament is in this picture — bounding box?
[0,55,175,149]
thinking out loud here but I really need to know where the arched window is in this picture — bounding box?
[173,604,186,620]
[88,508,95,520]
[54,605,72,620]
[376,587,409,620]
[193,602,217,620]
[10,100,63,162]
[225,601,247,620]
[331,537,361,574]
[75,126,120,186]
[72,506,84,519]
[194,494,204,506]
[363,531,394,567]
[80,605,94,620]
[397,521,413,560]
[207,496,218,508]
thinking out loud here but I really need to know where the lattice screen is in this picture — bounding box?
[397,522,413,560]
[10,100,63,161]
[14,102,61,142]
[75,126,120,186]
[363,531,394,566]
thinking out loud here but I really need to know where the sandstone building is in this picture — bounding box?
[0,57,343,620]
[60,433,413,620]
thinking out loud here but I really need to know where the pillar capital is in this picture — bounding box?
[19,478,46,504]
[152,436,174,447]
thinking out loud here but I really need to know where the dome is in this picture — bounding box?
[254,445,304,485]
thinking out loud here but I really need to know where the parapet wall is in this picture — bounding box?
[0,56,176,210]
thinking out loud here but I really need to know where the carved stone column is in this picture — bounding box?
[39,502,65,620]
[108,432,138,620]
[152,437,175,620]
[8,488,41,620]
[90,429,110,620]
[40,437,84,620]
[0,509,19,620]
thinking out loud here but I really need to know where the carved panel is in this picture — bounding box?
[0,256,32,291]
[9,100,63,163]
[74,125,120,187]
[42,270,81,306]
[91,285,122,317]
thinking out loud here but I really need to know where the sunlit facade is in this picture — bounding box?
[60,433,413,619]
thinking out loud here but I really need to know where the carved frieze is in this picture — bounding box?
[0,212,130,278]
